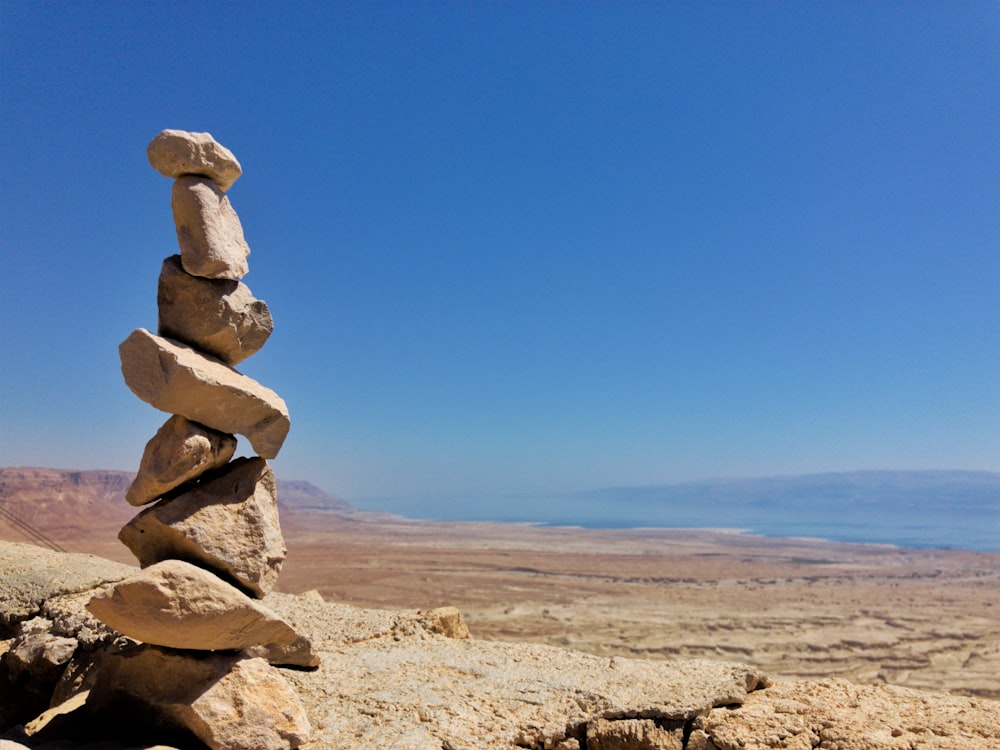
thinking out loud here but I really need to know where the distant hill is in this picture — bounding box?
[0,466,352,546]
[275,478,352,511]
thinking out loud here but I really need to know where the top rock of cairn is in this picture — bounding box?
[147,129,243,192]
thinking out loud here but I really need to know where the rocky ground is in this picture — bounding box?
[2,540,999,750]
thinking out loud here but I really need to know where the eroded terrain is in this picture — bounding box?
[275,512,1000,699]
[2,494,997,699]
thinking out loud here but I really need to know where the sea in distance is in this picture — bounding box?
[355,471,1000,552]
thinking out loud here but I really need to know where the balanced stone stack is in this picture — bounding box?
[85,130,314,750]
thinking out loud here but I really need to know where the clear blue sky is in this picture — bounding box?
[2,2,997,507]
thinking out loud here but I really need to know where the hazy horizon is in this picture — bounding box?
[2,3,997,502]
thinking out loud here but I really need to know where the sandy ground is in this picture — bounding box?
[3,508,998,699]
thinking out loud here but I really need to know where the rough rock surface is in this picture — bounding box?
[125,416,236,507]
[4,542,999,749]
[0,543,133,627]
[86,561,316,667]
[418,605,470,639]
[692,678,1000,750]
[4,618,77,684]
[119,329,289,459]
[264,592,769,750]
[83,645,311,750]
[157,255,272,365]
[170,177,250,280]
[588,718,684,750]
[118,458,285,598]
[146,130,242,192]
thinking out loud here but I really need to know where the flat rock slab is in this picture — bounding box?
[0,542,132,627]
[171,176,250,280]
[118,457,286,598]
[87,560,317,667]
[126,415,236,506]
[158,254,272,365]
[147,130,242,192]
[119,329,289,459]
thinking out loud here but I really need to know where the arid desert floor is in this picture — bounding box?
[2,502,997,700]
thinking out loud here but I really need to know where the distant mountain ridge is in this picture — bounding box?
[0,466,352,537]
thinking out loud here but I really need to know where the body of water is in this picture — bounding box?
[358,471,1000,552]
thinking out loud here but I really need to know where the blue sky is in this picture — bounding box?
[1,2,997,507]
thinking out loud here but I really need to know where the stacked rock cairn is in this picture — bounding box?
[83,130,314,749]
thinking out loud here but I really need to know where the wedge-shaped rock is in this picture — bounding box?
[87,645,311,750]
[147,129,242,192]
[86,560,317,667]
[126,415,236,506]
[119,329,289,459]
[158,255,273,365]
[118,457,286,598]
[172,176,250,279]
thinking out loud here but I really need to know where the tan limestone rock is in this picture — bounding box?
[0,540,133,628]
[119,328,289,459]
[147,129,242,192]
[4,542,999,750]
[118,457,286,598]
[418,605,470,639]
[587,718,683,750]
[86,645,311,750]
[693,678,1000,750]
[171,176,250,280]
[4,618,78,683]
[157,255,272,365]
[86,560,317,667]
[126,415,236,506]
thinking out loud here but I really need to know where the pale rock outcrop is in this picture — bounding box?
[171,176,250,280]
[587,718,683,750]
[146,130,242,192]
[125,415,236,506]
[84,645,311,750]
[0,541,134,627]
[158,254,272,365]
[4,618,78,683]
[119,328,289,459]
[418,605,470,639]
[86,560,317,667]
[118,458,285,598]
[691,677,1000,750]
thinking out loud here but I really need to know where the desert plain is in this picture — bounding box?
[1,467,996,703]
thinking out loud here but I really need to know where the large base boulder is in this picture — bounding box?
[84,645,310,750]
